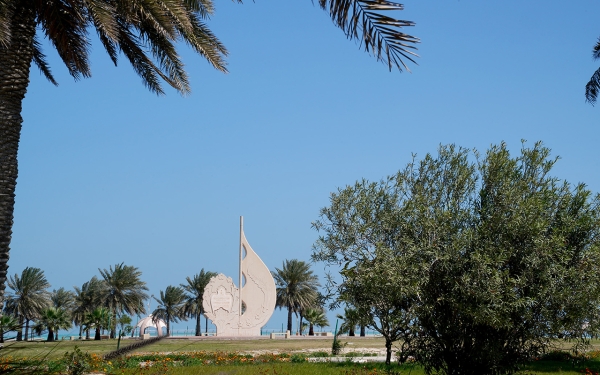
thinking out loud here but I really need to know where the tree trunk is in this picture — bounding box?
[95,327,101,340]
[195,313,201,336]
[85,328,90,340]
[385,338,392,365]
[16,315,23,341]
[287,304,293,332]
[205,314,208,334]
[0,328,4,343]
[166,314,170,337]
[309,323,314,336]
[79,325,83,339]
[299,310,304,335]
[0,0,36,312]
[360,325,366,337]
[24,318,29,341]
[110,311,116,338]
[349,325,355,336]
[55,330,58,341]
[47,328,54,342]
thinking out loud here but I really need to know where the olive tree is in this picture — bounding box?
[313,142,600,374]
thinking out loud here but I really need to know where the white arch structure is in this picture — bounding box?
[135,314,167,338]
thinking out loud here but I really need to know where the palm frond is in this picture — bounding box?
[32,35,57,85]
[182,13,228,73]
[35,0,91,80]
[140,17,191,94]
[318,0,419,71]
[116,24,172,95]
[84,0,119,41]
[585,66,600,105]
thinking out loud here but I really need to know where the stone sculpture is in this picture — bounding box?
[202,217,277,336]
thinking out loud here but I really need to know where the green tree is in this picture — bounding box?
[272,259,320,333]
[72,276,105,339]
[304,307,329,336]
[313,142,600,374]
[117,314,133,336]
[99,263,148,338]
[0,313,19,342]
[181,269,217,336]
[5,267,50,341]
[0,0,419,312]
[36,306,72,342]
[152,285,187,337]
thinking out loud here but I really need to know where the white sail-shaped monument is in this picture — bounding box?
[202,217,276,336]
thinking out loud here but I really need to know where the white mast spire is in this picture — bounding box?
[239,216,243,320]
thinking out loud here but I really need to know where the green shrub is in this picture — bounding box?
[62,346,92,375]
[291,353,308,363]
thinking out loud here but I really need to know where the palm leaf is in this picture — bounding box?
[35,0,91,80]
[586,38,600,105]
[318,0,419,71]
[32,35,58,85]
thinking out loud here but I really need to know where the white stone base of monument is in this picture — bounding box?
[142,333,150,340]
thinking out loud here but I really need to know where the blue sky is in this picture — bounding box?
[10,0,600,333]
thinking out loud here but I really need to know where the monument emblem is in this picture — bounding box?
[202,217,276,336]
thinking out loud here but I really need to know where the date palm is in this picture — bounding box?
[99,263,148,338]
[181,269,217,336]
[152,285,186,337]
[0,0,418,311]
[5,267,50,341]
[272,259,320,333]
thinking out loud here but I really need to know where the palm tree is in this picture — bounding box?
[272,259,320,333]
[0,0,418,312]
[337,306,361,336]
[5,267,50,341]
[99,263,148,338]
[85,307,111,341]
[304,307,329,336]
[0,314,19,342]
[181,269,217,336]
[73,276,105,339]
[152,286,186,337]
[36,306,72,342]
[50,287,76,340]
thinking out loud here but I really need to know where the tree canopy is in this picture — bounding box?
[313,141,600,373]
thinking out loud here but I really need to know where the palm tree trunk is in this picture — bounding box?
[195,313,201,336]
[24,318,29,341]
[309,323,314,336]
[16,315,23,341]
[95,327,101,340]
[205,314,209,334]
[0,0,36,312]
[85,328,90,340]
[47,328,54,342]
[360,325,366,337]
[166,313,170,337]
[0,328,4,343]
[287,304,293,333]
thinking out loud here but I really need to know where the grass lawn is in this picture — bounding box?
[3,337,600,374]
[0,336,388,359]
